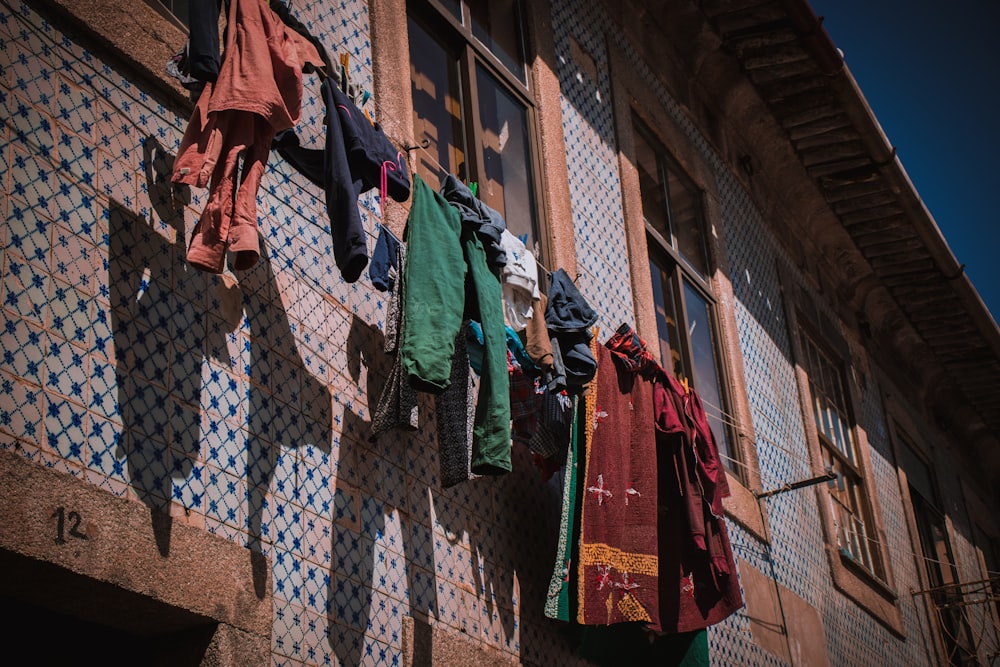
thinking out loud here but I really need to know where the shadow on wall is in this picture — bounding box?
[329,314,541,664]
[109,136,203,556]
[328,315,442,665]
[110,136,332,598]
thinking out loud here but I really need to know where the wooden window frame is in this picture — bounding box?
[783,276,902,633]
[886,399,995,666]
[406,0,550,263]
[798,323,885,579]
[636,118,739,479]
[606,40,764,540]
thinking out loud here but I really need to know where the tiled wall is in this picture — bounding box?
[549,0,633,336]
[547,0,957,665]
[0,2,587,665]
[2,0,992,665]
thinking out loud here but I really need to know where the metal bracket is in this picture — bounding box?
[754,470,837,500]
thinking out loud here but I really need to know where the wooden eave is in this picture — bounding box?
[699,0,1000,444]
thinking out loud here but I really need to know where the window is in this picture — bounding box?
[899,433,978,666]
[798,328,885,580]
[633,119,736,477]
[408,0,542,256]
[973,524,1000,627]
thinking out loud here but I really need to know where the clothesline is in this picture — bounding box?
[10,0,862,498]
[700,396,817,481]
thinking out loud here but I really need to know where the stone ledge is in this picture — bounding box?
[402,616,519,667]
[0,448,270,640]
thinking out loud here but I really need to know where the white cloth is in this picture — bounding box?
[500,230,540,331]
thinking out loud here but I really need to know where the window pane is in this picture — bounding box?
[475,62,538,251]
[805,328,884,578]
[899,435,936,504]
[467,0,525,81]
[683,280,732,464]
[828,459,875,571]
[634,130,670,241]
[649,255,684,377]
[912,491,976,665]
[409,16,467,190]
[438,0,461,21]
[801,333,857,466]
[666,167,709,275]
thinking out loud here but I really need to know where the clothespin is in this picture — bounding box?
[339,52,350,94]
[681,376,690,394]
[590,325,600,340]
[364,107,376,127]
[469,181,478,197]
[361,90,371,107]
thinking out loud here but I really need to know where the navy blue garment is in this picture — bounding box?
[439,174,506,270]
[333,85,411,205]
[544,268,598,392]
[187,0,222,83]
[274,79,410,282]
[545,268,598,332]
[369,225,401,292]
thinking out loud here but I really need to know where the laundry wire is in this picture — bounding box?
[7,0,950,536]
[17,3,1000,589]
[7,0,833,494]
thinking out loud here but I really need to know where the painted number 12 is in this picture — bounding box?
[52,506,88,544]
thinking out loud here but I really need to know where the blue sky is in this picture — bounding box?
[809,0,1000,322]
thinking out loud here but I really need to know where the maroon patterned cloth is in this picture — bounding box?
[577,342,660,627]
[651,371,743,633]
[605,322,658,377]
[509,353,538,445]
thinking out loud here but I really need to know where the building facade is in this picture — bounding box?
[1,0,998,665]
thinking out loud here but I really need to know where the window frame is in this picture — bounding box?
[798,322,885,580]
[606,39,763,540]
[888,411,992,666]
[782,276,902,632]
[406,0,550,262]
[636,122,739,482]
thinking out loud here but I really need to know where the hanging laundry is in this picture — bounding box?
[400,176,511,475]
[528,384,573,461]
[369,225,401,292]
[499,230,540,331]
[651,346,742,633]
[440,174,507,270]
[268,0,335,75]
[369,243,419,441]
[185,0,222,84]
[273,80,410,282]
[172,0,324,274]
[545,269,598,393]
[509,353,539,447]
[436,321,477,488]
[576,337,660,627]
[467,321,538,377]
[544,395,581,622]
[525,291,555,380]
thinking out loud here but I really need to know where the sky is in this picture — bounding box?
[808,0,1000,323]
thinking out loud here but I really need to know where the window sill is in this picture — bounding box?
[723,471,768,543]
[827,543,905,637]
[33,0,191,106]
